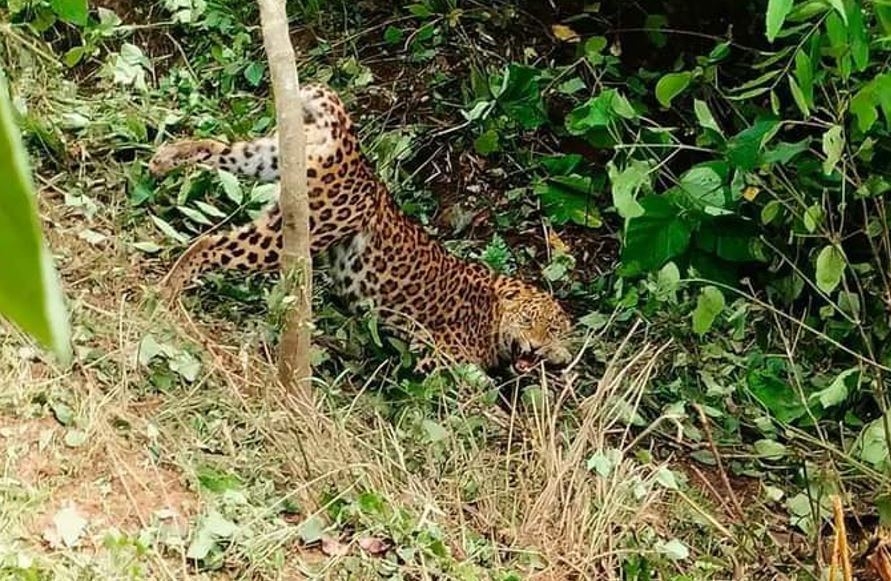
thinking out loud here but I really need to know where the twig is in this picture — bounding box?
[695,404,745,521]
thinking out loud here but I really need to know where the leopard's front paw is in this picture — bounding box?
[149,140,226,178]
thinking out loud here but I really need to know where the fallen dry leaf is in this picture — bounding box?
[547,229,571,255]
[321,535,350,557]
[742,186,760,202]
[551,24,580,43]
[357,536,391,555]
[867,534,891,581]
[43,504,88,549]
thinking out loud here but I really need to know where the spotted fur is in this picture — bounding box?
[149,84,572,370]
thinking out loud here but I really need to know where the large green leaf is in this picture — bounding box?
[765,0,794,42]
[726,117,780,170]
[815,244,846,294]
[655,72,691,108]
[565,89,636,135]
[50,0,89,26]
[747,357,810,423]
[496,65,546,129]
[607,159,649,220]
[533,174,602,228]
[620,195,693,275]
[695,218,762,263]
[691,286,725,335]
[673,161,730,215]
[0,72,70,362]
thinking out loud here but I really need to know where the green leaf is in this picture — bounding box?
[194,200,226,218]
[812,368,858,409]
[0,72,70,363]
[876,4,891,35]
[421,419,449,443]
[557,77,586,95]
[480,234,512,274]
[178,205,212,226]
[534,175,602,228]
[583,36,608,65]
[64,46,86,68]
[803,204,823,233]
[763,139,811,165]
[620,195,693,275]
[540,154,583,176]
[726,118,780,170]
[878,496,891,527]
[473,129,499,155]
[656,262,681,301]
[794,50,814,107]
[217,169,243,204]
[694,99,723,136]
[747,357,807,423]
[848,1,869,71]
[654,466,679,490]
[607,160,649,220]
[695,219,761,262]
[655,538,689,561]
[827,0,848,25]
[197,466,241,493]
[383,25,404,45]
[298,516,325,545]
[691,286,725,335]
[815,245,846,294]
[853,410,891,471]
[765,0,794,41]
[188,510,238,560]
[150,215,189,243]
[644,14,668,47]
[50,0,88,26]
[64,429,87,448]
[850,85,879,132]
[586,448,622,476]
[51,401,74,425]
[169,350,201,382]
[243,61,265,87]
[821,125,844,175]
[677,163,728,213]
[542,253,575,282]
[655,72,692,108]
[496,65,546,129]
[138,334,167,366]
[565,89,635,135]
[586,451,615,476]
[761,200,781,225]
[788,76,810,117]
[754,439,788,460]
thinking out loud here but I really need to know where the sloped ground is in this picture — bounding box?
[0,196,673,578]
[0,0,843,579]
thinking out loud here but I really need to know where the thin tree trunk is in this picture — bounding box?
[256,0,313,394]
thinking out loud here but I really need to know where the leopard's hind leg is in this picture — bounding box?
[162,205,284,299]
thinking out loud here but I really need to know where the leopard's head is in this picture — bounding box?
[496,282,573,372]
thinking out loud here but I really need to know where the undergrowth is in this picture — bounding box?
[2,0,891,579]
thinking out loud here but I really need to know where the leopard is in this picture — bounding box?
[149,84,573,372]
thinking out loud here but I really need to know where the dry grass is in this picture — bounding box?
[0,195,680,579]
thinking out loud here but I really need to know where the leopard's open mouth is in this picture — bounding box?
[511,344,542,373]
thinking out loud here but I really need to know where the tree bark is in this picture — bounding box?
[256,0,313,393]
